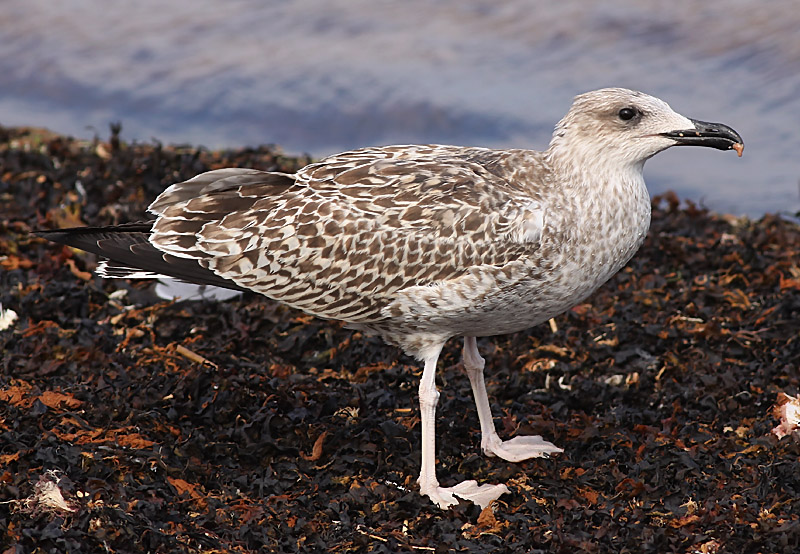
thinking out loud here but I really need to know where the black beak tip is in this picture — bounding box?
[663,118,744,156]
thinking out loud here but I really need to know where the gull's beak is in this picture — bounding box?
[661,118,744,156]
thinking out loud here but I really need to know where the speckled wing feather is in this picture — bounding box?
[148,145,548,323]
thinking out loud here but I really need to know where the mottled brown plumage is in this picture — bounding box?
[148,146,546,331]
[38,88,743,509]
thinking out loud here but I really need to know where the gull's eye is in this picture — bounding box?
[618,107,638,121]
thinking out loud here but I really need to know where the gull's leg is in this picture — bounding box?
[416,344,510,509]
[463,336,563,462]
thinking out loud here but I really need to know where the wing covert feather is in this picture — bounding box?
[149,146,548,321]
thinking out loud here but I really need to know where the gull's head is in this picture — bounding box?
[547,88,743,171]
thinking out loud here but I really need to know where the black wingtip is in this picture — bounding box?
[34,222,155,253]
[35,222,248,293]
[34,228,83,245]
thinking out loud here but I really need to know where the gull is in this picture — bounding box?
[38,88,743,509]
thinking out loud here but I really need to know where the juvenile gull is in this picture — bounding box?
[38,88,743,509]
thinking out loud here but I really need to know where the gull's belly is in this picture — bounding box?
[448,261,621,337]
[384,251,628,340]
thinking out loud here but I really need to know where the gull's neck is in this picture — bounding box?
[541,138,653,276]
[544,135,647,191]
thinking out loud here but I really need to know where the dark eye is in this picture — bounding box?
[618,107,638,121]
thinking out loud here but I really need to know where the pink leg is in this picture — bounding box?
[416,343,511,509]
[463,336,563,462]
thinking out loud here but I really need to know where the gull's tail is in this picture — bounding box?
[36,223,247,292]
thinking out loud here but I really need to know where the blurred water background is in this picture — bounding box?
[2,0,799,217]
